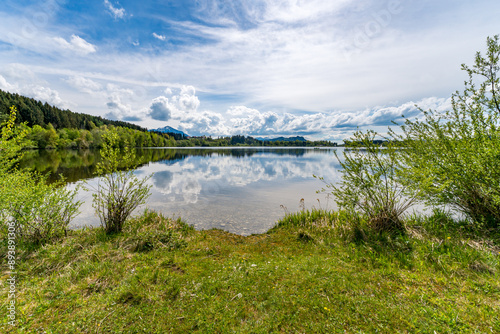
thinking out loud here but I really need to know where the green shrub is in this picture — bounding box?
[89,131,151,234]
[317,130,419,233]
[0,107,81,244]
[391,35,500,229]
[0,171,81,243]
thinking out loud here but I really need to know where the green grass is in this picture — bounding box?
[1,209,499,333]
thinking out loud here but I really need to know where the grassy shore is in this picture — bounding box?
[2,209,499,333]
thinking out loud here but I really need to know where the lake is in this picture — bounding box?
[20,147,344,235]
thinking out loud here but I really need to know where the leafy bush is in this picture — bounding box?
[318,130,419,233]
[0,107,81,243]
[90,131,151,234]
[1,171,81,243]
[0,106,28,171]
[391,35,500,229]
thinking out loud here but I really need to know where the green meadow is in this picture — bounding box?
[2,209,498,333]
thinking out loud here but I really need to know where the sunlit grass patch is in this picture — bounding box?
[3,208,500,333]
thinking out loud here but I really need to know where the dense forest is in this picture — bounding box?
[0,90,337,148]
[0,89,146,131]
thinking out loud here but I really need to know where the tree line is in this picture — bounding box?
[0,89,337,148]
[0,89,146,131]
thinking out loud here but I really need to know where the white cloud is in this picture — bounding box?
[140,81,451,139]
[178,111,229,136]
[0,75,15,91]
[25,85,70,109]
[104,0,126,20]
[53,35,97,55]
[0,71,70,109]
[149,150,343,204]
[148,86,200,122]
[177,85,200,112]
[0,0,496,140]
[227,106,278,135]
[148,96,173,121]
[66,76,102,94]
[152,33,167,41]
[136,0,490,114]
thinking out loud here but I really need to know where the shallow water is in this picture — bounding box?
[23,147,343,235]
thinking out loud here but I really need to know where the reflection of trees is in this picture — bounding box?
[19,148,337,184]
[19,149,99,183]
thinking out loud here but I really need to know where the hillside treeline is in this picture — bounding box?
[0,90,337,148]
[0,89,146,131]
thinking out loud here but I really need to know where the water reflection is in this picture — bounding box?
[22,148,342,235]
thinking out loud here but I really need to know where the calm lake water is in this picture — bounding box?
[21,147,344,235]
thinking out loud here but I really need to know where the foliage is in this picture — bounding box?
[0,88,146,131]
[317,130,419,233]
[18,122,337,150]
[0,106,28,171]
[22,123,173,149]
[2,89,338,150]
[90,131,152,234]
[391,35,500,229]
[1,171,81,243]
[0,107,81,243]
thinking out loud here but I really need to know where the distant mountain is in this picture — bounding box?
[255,136,307,142]
[150,126,188,138]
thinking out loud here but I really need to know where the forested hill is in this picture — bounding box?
[0,89,146,132]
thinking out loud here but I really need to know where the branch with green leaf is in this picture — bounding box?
[0,106,81,244]
[317,130,418,233]
[391,35,500,229]
[89,131,152,234]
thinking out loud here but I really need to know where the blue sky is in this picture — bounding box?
[0,0,498,140]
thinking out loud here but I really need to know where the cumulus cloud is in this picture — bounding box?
[0,0,496,136]
[66,76,102,94]
[152,33,167,41]
[53,35,97,55]
[227,106,279,135]
[0,75,15,91]
[148,96,173,121]
[148,150,343,205]
[30,86,68,108]
[182,96,450,139]
[0,66,71,109]
[104,0,126,20]
[143,82,451,139]
[0,75,72,109]
[148,85,200,122]
[105,91,145,121]
[177,86,200,112]
[177,111,229,136]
